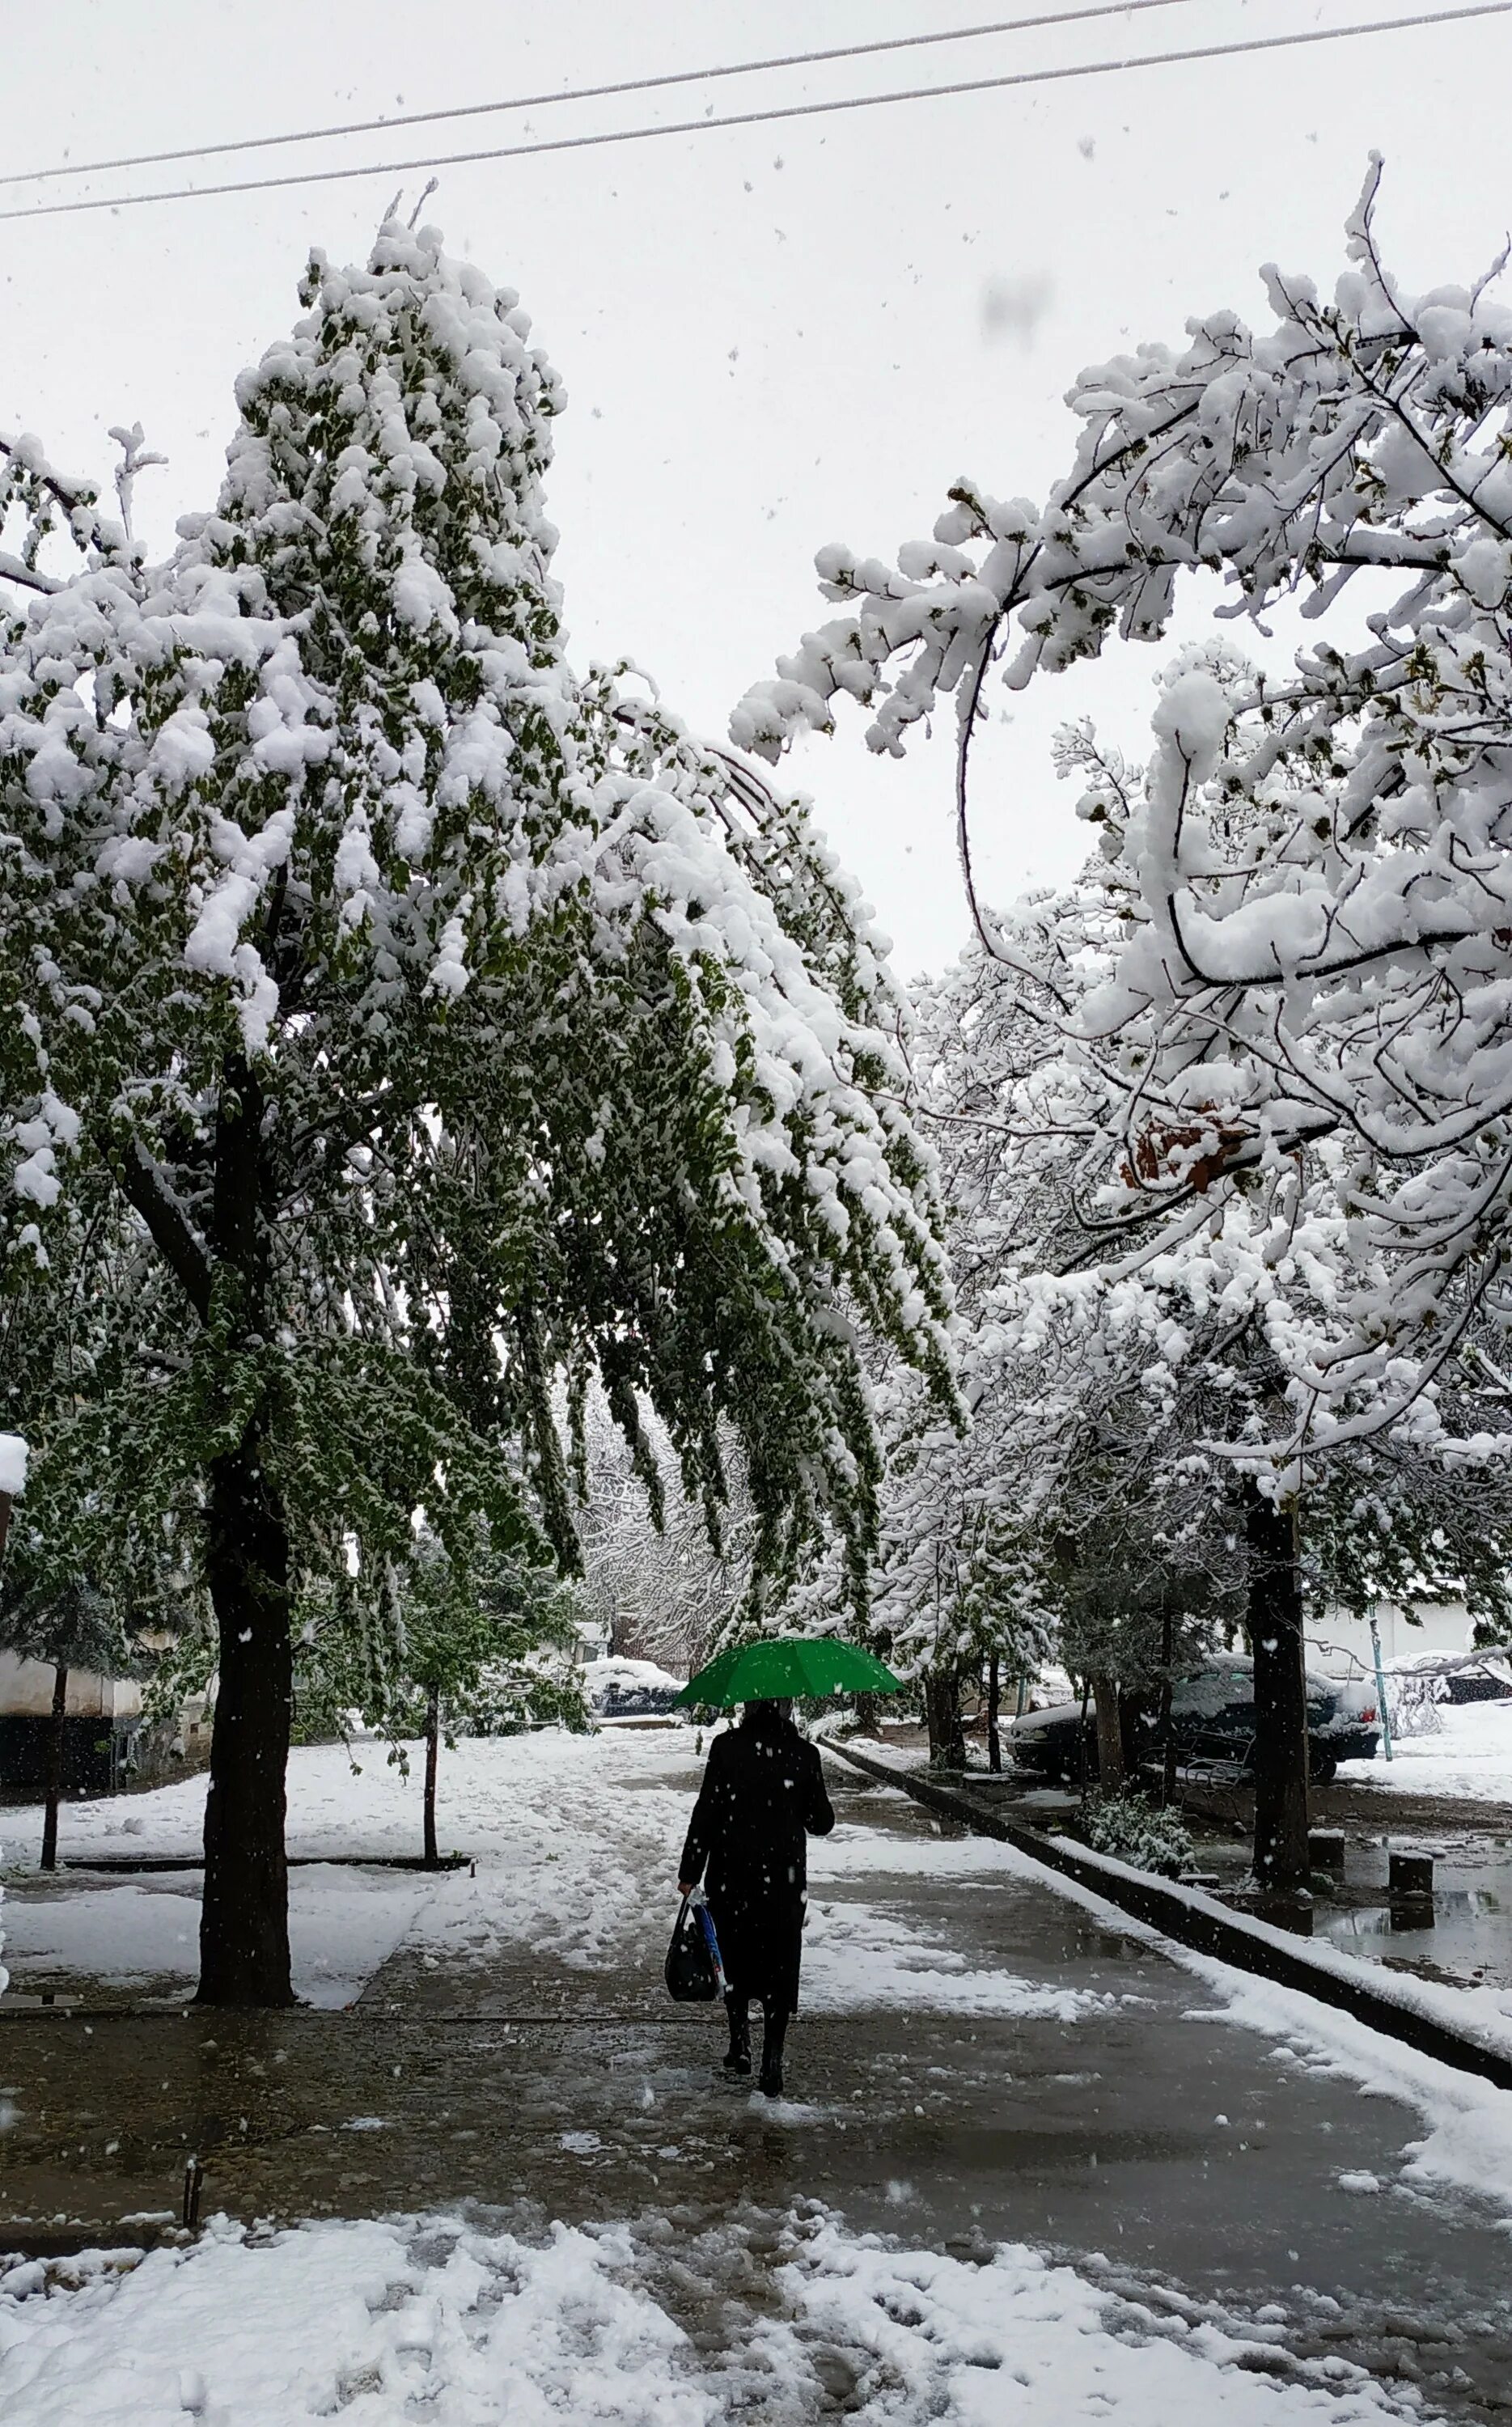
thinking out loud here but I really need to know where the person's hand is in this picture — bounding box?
[677,1878,693,1896]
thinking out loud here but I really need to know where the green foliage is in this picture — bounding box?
[1,219,954,1663]
[1303,1453,1512,1641]
[1084,1792,1194,1878]
[290,1524,588,1759]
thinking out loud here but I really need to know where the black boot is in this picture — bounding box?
[758,2009,789,2098]
[722,1993,752,2077]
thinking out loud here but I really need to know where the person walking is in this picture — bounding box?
[677,1698,834,2096]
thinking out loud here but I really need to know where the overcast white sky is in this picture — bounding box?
[4,0,1510,978]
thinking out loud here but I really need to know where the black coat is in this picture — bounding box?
[679,1716,835,2011]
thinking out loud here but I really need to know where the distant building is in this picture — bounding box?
[1307,1599,1482,1679]
[0,1654,143,1799]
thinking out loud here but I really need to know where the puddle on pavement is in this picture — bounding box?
[1314,1840,1512,1993]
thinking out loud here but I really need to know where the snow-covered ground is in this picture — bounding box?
[0,2202,1446,2426]
[0,1865,438,2009]
[0,1731,687,2001]
[0,1730,1120,2019]
[6,1725,1512,2421]
[1337,1696,1512,1801]
[4,1701,1504,2009]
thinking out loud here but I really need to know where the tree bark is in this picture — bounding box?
[924,1671,966,1768]
[1246,1479,1311,1892]
[40,1663,67,1872]
[986,1654,1002,1773]
[197,1055,296,2008]
[1159,1609,1177,1807]
[852,1691,883,1739]
[1091,1674,1125,1795]
[197,1438,294,2006]
[423,1682,440,1867]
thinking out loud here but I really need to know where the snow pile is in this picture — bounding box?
[0,2207,1422,2425]
[0,1434,27,1497]
[0,2217,707,2425]
[781,2216,1408,2425]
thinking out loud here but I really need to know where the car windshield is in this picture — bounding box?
[1169,1668,1252,1718]
[1169,1661,1333,1717]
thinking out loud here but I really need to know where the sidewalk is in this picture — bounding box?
[4,1737,1512,2421]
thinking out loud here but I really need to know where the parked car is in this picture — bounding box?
[1009,1655,1379,1785]
[582,1656,685,1721]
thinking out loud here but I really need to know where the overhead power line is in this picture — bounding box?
[4,1,1205,190]
[2,3,1506,226]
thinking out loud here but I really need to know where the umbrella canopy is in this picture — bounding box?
[673,1638,902,1709]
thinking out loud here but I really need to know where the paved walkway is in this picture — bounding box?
[3,1749,1512,2419]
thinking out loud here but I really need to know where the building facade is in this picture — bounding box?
[0,1654,143,1798]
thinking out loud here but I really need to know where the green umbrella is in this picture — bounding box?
[673,1637,902,1709]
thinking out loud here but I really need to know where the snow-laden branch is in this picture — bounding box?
[738,167,1512,1467]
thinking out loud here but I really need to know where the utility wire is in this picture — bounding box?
[2,2,1506,225]
[4,0,1206,190]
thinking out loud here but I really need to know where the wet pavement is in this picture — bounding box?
[919,1742,1512,2000]
[3,1762,1512,2418]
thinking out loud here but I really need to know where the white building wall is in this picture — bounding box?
[0,1651,142,1721]
[1306,1600,1480,1678]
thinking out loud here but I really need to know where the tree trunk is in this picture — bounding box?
[986,1654,1002,1774]
[197,1438,295,2006]
[423,1682,440,1866]
[1246,1479,1310,1892]
[40,1663,67,1872]
[853,1691,883,1738]
[1159,1609,1177,1807]
[1091,1674,1125,1795]
[0,1490,14,1566]
[924,1671,966,1768]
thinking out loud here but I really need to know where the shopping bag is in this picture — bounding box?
[695,1900,728,1997]
[664,1893,719,2002]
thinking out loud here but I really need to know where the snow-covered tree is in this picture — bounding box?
[0,220,953,2003]
[0,1430,24,1565]
[735,163,1512,1463]
[574,1396,754,1676]
[916,877,1512,1868]
[737,169,1512,1882]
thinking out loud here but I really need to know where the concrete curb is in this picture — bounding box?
[825,1739,1512,2095]
[56,1853,471,1873]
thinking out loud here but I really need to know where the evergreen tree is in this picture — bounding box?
[0,221,953,2002]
